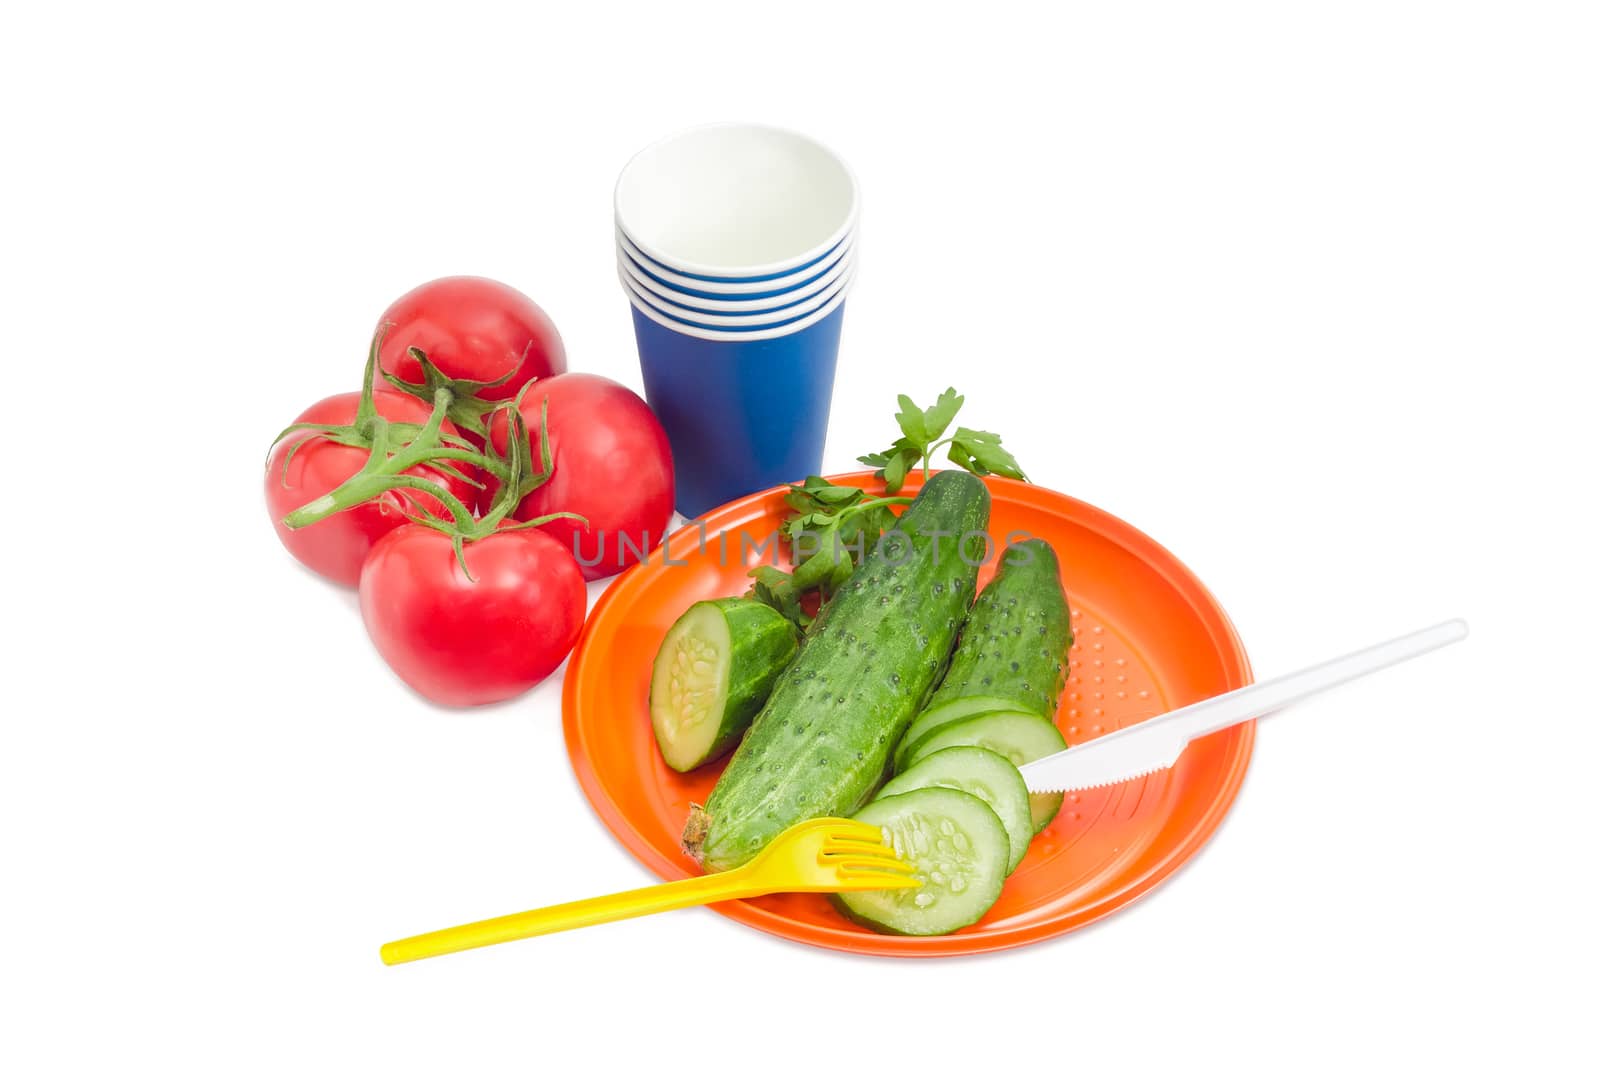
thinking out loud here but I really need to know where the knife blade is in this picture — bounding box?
[1018,619,1468,794]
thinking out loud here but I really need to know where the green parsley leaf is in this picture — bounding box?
[809,484,866,506]
[894,394,929,446]
[884,447,911,493]
[948,426,1027,480]
[921,387,964,442]
[748,566,811,629]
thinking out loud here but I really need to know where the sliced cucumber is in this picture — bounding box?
[901,711,1068,832]
[893,695,1034,774]
[878,746,1033,873]
[649,598,799,772]
[833,787,1009,936]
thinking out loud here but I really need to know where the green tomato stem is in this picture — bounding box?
[352,326,387,438]
[281,471,476,531]
[280,385,479,530]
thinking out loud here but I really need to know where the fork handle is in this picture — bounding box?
[380,869,749,964]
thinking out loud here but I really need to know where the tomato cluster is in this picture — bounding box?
[264,276,675,706]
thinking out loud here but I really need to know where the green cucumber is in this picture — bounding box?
[878,746,1033,873]
[901,711,1068,832]
[892,695,1034,774]
[895,537,1073,773]
[649,598,800,772]
[683,471,992,872]
[833,787,1010,936]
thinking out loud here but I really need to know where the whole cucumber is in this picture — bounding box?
[683,471,992,871]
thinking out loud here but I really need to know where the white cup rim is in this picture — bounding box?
[617,252,853,323]
[623,264,855,342]
[616,238,855,311]
[616,227,855,296]
[619,256,851,327]
[614,122,860,280]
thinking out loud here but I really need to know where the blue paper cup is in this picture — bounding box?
[625,280,851,517]
[615,124,860,515]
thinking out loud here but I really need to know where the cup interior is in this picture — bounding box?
[615,124,858,276]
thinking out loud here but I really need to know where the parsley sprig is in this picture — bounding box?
[856,388,1030,491]
[747,387,1026,629]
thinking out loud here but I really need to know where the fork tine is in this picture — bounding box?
[833,857,918,876]
[821,839,899,860]
[835,865,922,889]
[817,822,886,844]
[796,818,863,835]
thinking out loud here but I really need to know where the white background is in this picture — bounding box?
[4,2,1596,1083]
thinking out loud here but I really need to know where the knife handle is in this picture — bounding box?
[1171,618,1470,745]
[1022,619,1471,793]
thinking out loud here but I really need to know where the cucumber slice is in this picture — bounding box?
[878,746,1033,873]
[893,695,1034,774]
[649,598,799,772]
[834,787,1009,936]
[901,711,1068,832]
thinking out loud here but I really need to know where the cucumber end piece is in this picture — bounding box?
[650,604,735,772]
[681,802,710,864]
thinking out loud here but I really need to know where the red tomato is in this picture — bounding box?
[487,373,674,580]
[265,390,479,587]
[358,525,587,706]
[377,276,566,403]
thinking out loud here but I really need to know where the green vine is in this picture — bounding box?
[270,330,580,579]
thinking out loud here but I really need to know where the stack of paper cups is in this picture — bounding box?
[615,123,859,517]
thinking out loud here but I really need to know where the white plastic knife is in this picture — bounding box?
[1018,619,1469,794]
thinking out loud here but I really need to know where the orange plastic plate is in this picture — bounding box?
[562,473,1254,956]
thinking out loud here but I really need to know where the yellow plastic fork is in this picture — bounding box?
[380,818,919,964]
